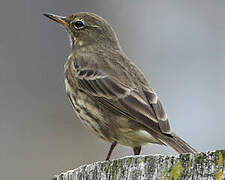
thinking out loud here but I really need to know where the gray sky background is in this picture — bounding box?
[0,0,225,179]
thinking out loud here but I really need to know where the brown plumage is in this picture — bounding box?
[44,12,197,160]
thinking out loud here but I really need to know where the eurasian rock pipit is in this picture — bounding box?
[44,12,197,160]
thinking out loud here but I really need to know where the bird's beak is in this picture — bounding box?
[43,13,68,27]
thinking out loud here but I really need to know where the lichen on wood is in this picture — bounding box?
[52,150,225,180]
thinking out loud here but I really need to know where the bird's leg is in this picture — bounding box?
[133,146,141,155]
[106,141,117,160]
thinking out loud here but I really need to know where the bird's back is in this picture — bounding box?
[71,47,153,93]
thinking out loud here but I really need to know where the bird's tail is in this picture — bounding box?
[158,132,197,153]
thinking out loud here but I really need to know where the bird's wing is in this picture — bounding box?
[72,60,171,134]
[143,90,171,134]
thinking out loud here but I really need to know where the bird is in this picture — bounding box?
[43,12,197,160]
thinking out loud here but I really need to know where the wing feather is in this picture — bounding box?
[144,90,171,134]
[73,62,171,135]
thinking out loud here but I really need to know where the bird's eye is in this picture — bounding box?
[74,20,84,29]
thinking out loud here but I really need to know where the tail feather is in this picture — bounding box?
[161,132,197,153]
[144,126,197,153]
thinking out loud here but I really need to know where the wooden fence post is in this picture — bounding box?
[52,150,225,180]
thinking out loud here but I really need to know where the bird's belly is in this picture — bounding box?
[70,95,109,141]
[115,129,162,147]
[65,79,110,141]
[65,79,162,147]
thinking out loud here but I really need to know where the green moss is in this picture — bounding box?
[110,161,119,180]
[105,162,111,172]
[215,152,223,180]
[187,158,192,169]
[144,157,148,163]
[127,158,132,166]
[216,169,223,180]
[111,168,118,180]
[196,155,204,165]
[169,161,183,180]
[136,158,141,165]
[119,161,126,178]
[187,158,193,176]
[193,153,205,173]
[217,152,223,167]
[161,169,168,180]
[111,175,117,180]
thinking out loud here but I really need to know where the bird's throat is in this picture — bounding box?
[67,34,76,49]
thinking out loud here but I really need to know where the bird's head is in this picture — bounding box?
[43,12,121,50]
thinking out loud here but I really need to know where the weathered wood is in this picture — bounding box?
[52,150,225,180]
